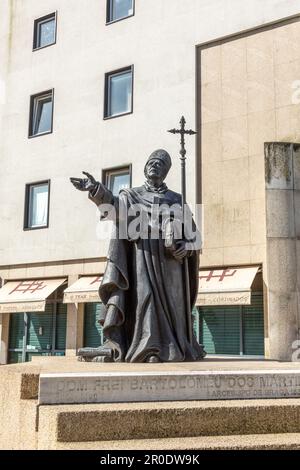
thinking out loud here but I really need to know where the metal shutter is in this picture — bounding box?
[200,306,240,355]
[8,352,23,364]
[8,313,24,350]
[242,293,264,355]
[84,303,105,348]
[27,304,53,351]
[55,303,67,351]
[192,307,200,343]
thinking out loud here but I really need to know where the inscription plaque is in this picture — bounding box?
[39,370,300,405]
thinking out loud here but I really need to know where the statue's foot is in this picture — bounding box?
[146,355,160,363]
[77,346,113,359]
[78,356,93,362]
[92,355,114,363]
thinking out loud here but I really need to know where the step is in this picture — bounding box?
[37,433,300,451]
[37,398,300,446]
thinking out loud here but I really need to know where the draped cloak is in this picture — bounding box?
[89,183,205,363]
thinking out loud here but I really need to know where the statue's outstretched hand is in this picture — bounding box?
[70,171,98,192]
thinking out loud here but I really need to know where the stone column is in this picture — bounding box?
[0,313,9,364]
[76,303,84,350]
[265,142,300,361]
[65,275,80,357]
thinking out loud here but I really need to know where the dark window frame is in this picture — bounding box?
[28,89,54,138]
[23,180,51,231]
[102,165,132,194]
[104,65,134,120]
[106,0,135,25]
[33,11,57,51]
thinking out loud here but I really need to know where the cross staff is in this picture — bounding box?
[168,116,197,344]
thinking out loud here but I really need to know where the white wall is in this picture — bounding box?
[0,0,300,265]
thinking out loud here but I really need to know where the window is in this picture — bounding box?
[103,166,131,196]
[107,0,134,24]
[29,90,54,137]
[104,66,133,119]
[33,12,57,50]
[8,303,67,364]
[24,181,50,230]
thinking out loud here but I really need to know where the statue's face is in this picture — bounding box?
[145,158,169,183]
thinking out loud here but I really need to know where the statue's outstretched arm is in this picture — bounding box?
[70,171,120,222]
[88,181,114,207]
[70,171,114,205]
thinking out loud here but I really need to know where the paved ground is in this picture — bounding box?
[2,356,300,375]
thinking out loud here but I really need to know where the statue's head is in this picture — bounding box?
[144,149,172,185]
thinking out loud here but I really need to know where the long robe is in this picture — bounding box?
[89,183,205,362]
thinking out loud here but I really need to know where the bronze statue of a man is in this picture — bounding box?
[70,149,205,363]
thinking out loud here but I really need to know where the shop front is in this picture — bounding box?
[63,275,104,348]
[2,268,263,363]
[194,266,265,357]
[8,303,67,363]
[0,279,67,363]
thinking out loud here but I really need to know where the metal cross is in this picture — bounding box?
[167,116,197,345]
[168,116,197,205]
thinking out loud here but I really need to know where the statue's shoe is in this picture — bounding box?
[146,355,161,363]
[91,355,114,363]
[77,346,113,358]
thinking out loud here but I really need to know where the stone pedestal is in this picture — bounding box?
[265,142,300,360]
